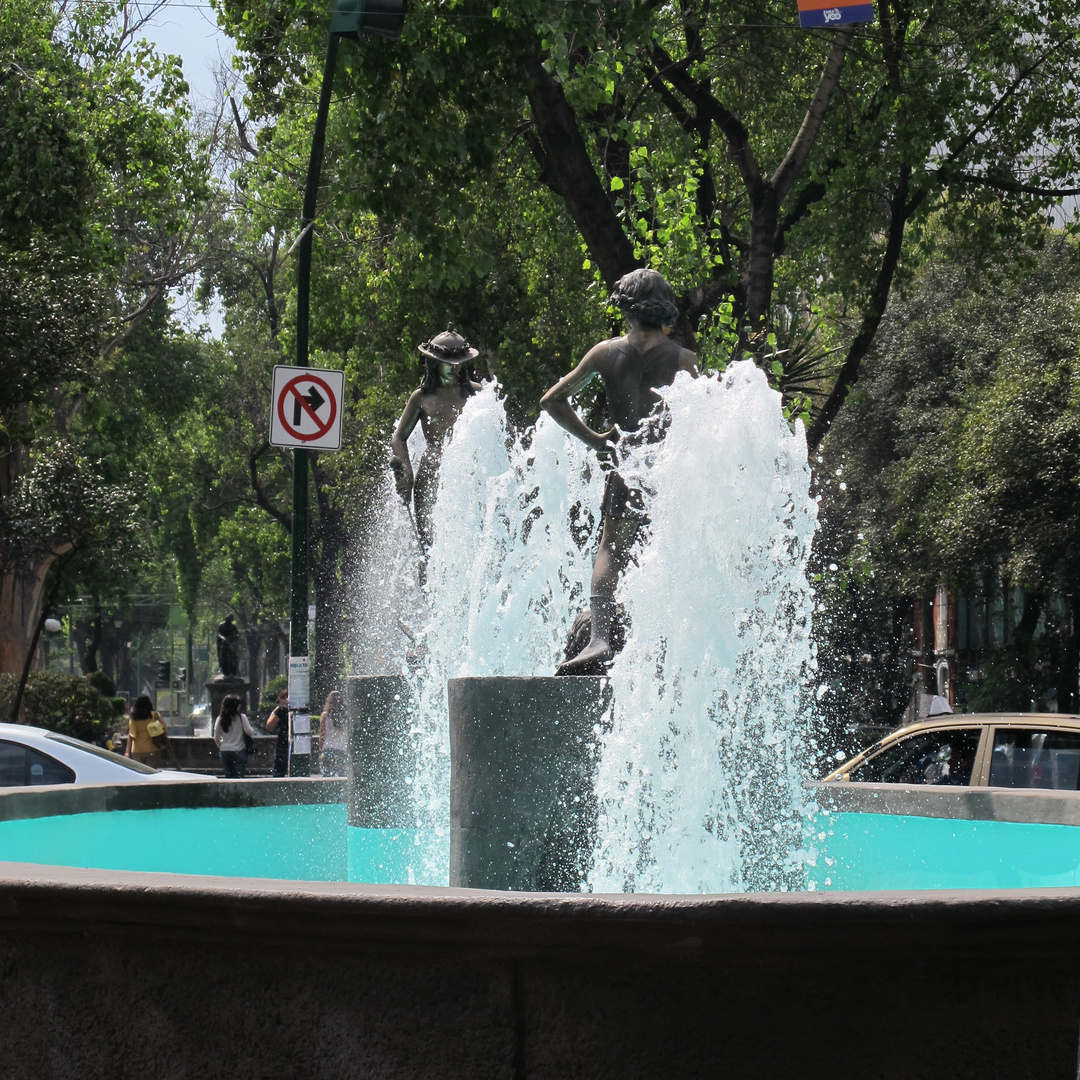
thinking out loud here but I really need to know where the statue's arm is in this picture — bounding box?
[679,347,700,377]
[390,389,423,497]
[539,342,617,452]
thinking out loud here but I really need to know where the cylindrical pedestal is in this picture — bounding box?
[206,677,250,727]
[346,675,415,828]
[449,676,611,892]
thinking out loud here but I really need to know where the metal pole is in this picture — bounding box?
[288,33,340,777]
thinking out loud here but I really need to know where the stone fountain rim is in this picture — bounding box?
[4,860,1080,956]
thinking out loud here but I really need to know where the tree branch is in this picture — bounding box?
[522,51,639,287]
[774,180,826,256]
[771,28,854,202]
[650,43,761,190]
[943,52,1052,166]
[248,441,290,530]
[230,96,259,157]
[807,167,923,450]
[947,171,1080,198]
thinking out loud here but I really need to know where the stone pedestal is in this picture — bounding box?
[449,676,611,892]
[346,675,416,828]
[205,676,250,726]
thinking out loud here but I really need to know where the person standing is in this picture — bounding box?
[266,687,290,778]
[318,691,347,777]
[124,694,181,769]
[213,694,254,779]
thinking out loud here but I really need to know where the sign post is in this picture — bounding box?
[270,365,343,776]
[282,0,405,777]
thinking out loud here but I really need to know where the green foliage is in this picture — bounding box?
[0,442,142,575]
[0,241,112,412]
[260,673,287,707]
[213,0,1080,448]
[0,671,115,733]
[85,670,116,697]
[814,231,1080,728]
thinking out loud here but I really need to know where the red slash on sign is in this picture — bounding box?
[276,374,337,443]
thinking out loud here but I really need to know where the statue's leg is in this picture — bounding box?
[555,516,638,676]
[413,458,436,585]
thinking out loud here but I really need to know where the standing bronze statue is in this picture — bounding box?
[216,613,241,678]
[390,328,482,571]
[540,269,698,676]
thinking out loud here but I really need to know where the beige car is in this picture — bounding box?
[822,713,1080,790]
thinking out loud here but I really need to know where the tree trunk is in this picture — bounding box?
[743,182,780,328]
[0,560,54,674]
[83,606,102,674]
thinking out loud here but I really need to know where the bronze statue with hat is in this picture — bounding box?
[390,328,482,571]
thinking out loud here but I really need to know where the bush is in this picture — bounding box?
[86,670,116,697]
[0,672,115,737]
[260,673,287,709]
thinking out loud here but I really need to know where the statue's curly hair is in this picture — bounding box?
[609,268,679,327]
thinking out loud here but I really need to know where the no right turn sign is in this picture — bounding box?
[269,365,345,450]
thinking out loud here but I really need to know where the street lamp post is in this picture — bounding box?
[288,0,406,776]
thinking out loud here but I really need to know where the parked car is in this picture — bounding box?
[822,713,1080,790]
[0,724,214,788]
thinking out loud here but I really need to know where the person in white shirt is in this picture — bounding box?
[213,694,255,779]
[319,690,347,777]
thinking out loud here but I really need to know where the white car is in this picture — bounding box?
[0,723,213,787]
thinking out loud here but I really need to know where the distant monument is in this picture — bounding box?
[216,614,240,678]
[208,613,248,722]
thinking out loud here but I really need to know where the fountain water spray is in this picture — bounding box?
[590,362,818,894]
[353,364,818,892]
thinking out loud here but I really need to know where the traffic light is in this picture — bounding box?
[330,0,406,40]
[156,660,171,685]
[176,667,187,688]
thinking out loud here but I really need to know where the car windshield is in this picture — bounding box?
[44,732,158,774]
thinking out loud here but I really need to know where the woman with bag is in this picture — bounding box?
[214,694,255,779]
[125,694,182,770]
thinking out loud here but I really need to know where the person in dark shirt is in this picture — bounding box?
[266,688,289,778]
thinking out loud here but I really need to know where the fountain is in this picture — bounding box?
[4,357,1080,1075]
[344,361,819,895]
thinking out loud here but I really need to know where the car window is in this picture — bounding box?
[44,732,158,773]
[988,728,1080,790]
[0,740,75,786]
[851,728,982,786]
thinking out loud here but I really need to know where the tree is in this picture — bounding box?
[217,0,1080,442]
[814,231,1080,734]
[0,0,215,675]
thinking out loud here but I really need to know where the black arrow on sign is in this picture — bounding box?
[293,383,326,426]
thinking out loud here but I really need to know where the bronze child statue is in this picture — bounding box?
[540,268,698,675]
[390,328,482,569]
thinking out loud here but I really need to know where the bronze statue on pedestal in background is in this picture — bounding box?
[216,614,241,678]
[540,269,698,675]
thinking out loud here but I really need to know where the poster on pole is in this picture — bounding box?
[288,655,310,709]
[270,365,345,450]
[796,0,874,27]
